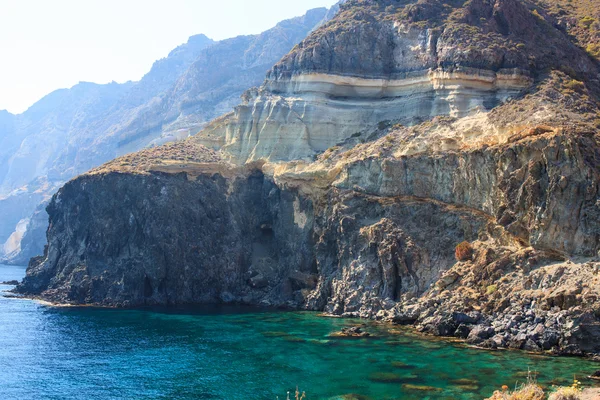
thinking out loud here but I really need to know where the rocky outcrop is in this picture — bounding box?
[17,144,489,309]
[15,0,600,358]
[18,143,317,307]
[195,0,599,164]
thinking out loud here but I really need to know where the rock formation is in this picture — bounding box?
[16,0,600,356]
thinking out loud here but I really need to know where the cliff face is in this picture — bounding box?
[195,0,598,164]
[20,143,317,307]
[17,0,600,356]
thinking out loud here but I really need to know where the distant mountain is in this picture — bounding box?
[0,5,336,265]
[69,7,331,173]
[0,81,134,256]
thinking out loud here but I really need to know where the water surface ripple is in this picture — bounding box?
[1,265,598,399]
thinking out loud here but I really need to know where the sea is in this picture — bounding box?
[0,264,598,399]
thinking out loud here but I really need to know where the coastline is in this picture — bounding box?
[8,287,600,364]
[3,284,600,398]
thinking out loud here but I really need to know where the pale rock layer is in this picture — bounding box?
[196,69,531,164]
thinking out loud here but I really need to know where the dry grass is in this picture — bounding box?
[549,387,582,400]
[488,375,584,400]
[488,383,545,400]
[487,371,545,400]
[277,387,306,400]
[88,140,222,175]
[548,379,583,400]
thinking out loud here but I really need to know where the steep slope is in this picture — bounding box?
[0,7,333,265]
[107,7,331,154]
[539,0,600,62]
[17,0,600,356]
[195,0,598,163]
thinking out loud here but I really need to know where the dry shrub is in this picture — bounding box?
[487,374,583,400]
[549,379,583,400]
[487,383,545,400]
[549,387,581,400]
[455,241,474,261]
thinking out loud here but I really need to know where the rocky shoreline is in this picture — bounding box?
[352,255,600,358]
[11,281,600,361]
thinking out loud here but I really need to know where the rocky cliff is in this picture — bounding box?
[0,6,333,265]
[195,0,597,163]
[17,0,600,356]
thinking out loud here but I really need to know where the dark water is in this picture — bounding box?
[1,265,598,400]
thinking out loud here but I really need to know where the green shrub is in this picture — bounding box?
[586,43,600,59]
[580,16,596,29]
[486,285,498,295]
[564,79,585,92]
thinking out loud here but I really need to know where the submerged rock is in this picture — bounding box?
[330,326,372,338]
[368,372,419,384]
[330,394,373,400]
[401,384,443,392]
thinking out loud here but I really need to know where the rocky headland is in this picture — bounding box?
[16,0,600,357]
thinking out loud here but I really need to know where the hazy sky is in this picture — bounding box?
[0,0,338,114]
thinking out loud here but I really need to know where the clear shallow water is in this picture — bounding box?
[1,264,598,400]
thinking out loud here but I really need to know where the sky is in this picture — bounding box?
[0,0,338,114]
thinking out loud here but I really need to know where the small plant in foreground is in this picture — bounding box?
[488,373,587,400]
[278,387,306,400]
[548,378,583,400]
[488,370,545,400]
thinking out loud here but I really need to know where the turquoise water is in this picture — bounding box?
[1,264,598,400]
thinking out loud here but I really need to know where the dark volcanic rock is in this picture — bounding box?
[18,167,316,307]
[268,0,597,82]
[331,326,372,338]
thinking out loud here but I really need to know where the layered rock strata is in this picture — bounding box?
[198,68,531,163]
[195,0,598,164]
